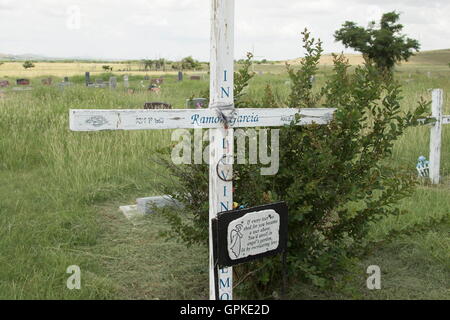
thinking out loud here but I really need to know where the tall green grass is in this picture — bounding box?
[0,79,179,298]
[0,69,449,299]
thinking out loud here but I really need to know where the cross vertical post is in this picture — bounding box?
[429,89,444,184]
[209,0,235,301]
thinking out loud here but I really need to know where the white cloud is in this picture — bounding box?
[0,0,448,60]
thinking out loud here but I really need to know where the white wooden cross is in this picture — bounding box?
[69,0,335,300]
[428,89,445,184]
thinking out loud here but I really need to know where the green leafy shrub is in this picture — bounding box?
[152,30,429,299]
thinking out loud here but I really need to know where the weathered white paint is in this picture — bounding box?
[69,108,335,132]
[209,0,235,301]
[227,209,280,261]
[429,89,444,184]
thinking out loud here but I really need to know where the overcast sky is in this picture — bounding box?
[0,0,449,61]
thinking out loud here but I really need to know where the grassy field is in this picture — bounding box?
[0,61,449,300]
[1,49,448,78]
[0,61,206,78]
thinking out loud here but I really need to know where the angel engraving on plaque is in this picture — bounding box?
[229,223,243,259]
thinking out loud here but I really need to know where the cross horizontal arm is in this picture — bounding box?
[69,108,336,131]
[417,115,450,125]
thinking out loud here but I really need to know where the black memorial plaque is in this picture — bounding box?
[213,202,288,268]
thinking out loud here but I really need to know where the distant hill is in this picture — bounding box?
[0,53,53,61]
[288,49,450,66]
[1,49,449,65]
[0,53,109,62]
[407,49,450,65]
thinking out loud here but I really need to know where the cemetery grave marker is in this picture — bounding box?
[148,84,161,94]
[16,79,30,85]
[109,77,117,89]
[213,202,288,268]
[137,196,183,215]
[212,202,288,299]
[69,0,335,300]
[143,102,172,110]
[124,75,129,88]
[190,75,201,81]
[416,156,430,178]
[91,79,108,88]
[186,98,208,109]
[85,72,91,86]
[152,78,164,85]
[415,89,447,184]
[428,89,445,184]
[12,87,33,91]
[41,78,52,85]
[178,71,183,81]
[0,80,9,87]
[58,77,72,89]
[119,195,183,220]
[13,78,32,91]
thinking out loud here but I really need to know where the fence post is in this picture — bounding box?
[429,89,444,184]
